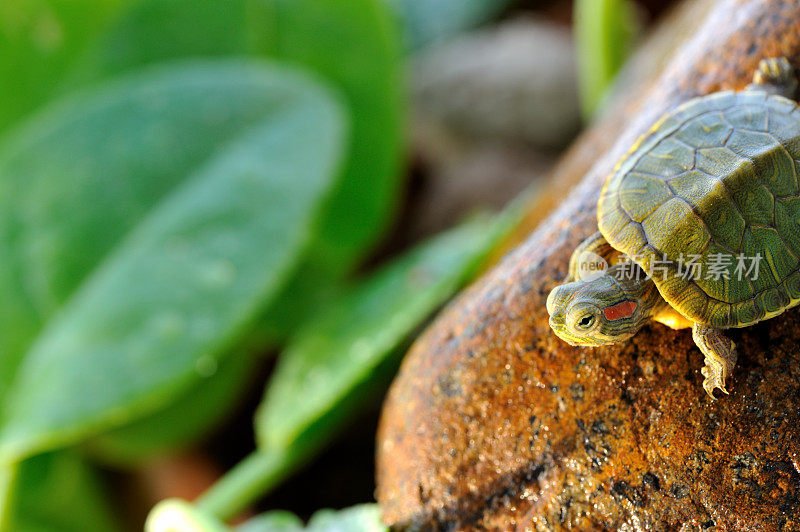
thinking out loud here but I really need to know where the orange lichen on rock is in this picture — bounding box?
[376,1,800,530]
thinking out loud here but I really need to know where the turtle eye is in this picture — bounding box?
[567,305,600,334]
[576,314,596,330]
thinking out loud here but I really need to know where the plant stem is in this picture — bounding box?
[195,447,300,521]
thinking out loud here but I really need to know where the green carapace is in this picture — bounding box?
[547,58,800,398]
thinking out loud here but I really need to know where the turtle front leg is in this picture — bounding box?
[747,57,797,99]
[691,323,738,399]
[568,231,619,281]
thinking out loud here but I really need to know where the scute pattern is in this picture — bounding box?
[598,91,800,327]
[674,112,732,148]
[668,170,745,251]
[618,172,674,222]
[775,197,800,252]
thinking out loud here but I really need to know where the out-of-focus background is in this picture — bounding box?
[0,0,675,530]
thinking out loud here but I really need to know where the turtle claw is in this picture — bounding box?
[702,380,729,400]
[748,57,798,98]
[700,364,728,399]
[693,324,737,400]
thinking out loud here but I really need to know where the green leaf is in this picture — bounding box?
[0,0,129,131]
[256,216,500,450]
[73,0,406,341]
[81,0,405,275]
[3,452,120,532]
[239,504,387,532]
[305,504,386,532]
[236,505,384,532]
[198,215,509,518]
[146,502,384,532]
[199,215,509,520]
[574,0,639,119]
[70,0,252,83]
[0,60,347,463]
[45,0,405,458]
[259,0,406,274]
[0,61,340,388]
[60,1,283,459]
[86,348,259,464]
[386,0,512,50]
[236,510,302,532]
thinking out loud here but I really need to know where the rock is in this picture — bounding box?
[376,0,800,530]
[403,17,577,244]
[403,119,556,242]
[413,17,580,150]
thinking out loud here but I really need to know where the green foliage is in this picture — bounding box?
[147,500,384,532]
[0,0,128,131]
[78,0,405,278]
[257,216,500,450]
[236,510,303,531]
[4,453,119,532]
[386,0,513,50]
[87,350,259,464]
[14,0,404,464]
[302,504,386,532]
[253,0,407,340]
[574,0,639,119]
[258,0,405,273]
[0,0,529,528]
[74,0,251,79]
[198,216,510,519]
[76,0,407,342]
[0,61,347,463]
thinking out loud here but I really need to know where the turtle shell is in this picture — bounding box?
[598,90,800,328]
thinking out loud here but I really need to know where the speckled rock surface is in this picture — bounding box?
[376,1,800,530]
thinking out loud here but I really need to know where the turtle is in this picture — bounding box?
[546,57,800,399]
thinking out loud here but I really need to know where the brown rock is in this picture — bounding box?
[376,1,800,530]
[413,17,580,150]
[405,121,557,242]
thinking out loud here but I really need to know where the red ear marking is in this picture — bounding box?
[603,301,637,320]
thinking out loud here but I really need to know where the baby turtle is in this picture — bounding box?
[547,58,800,398]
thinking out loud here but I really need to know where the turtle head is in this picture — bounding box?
[546,273,648,347]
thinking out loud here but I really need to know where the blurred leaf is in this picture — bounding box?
[146,499,228,532]
[259,0,405,274]
[256,216,500,450]
[0,60,347,463]
[0,61,341,392]
[70,0,251,83]
[56,0,277,460]
[236,510,302,531]
[146,501,384,532]
[574,0,639,119]
[74,0,406,342]
[386,0,512,50]
[87,349,259,464]
[305,505,386,532]
[236,504,386,532]
[198,215,508,520]
[0,0,128,131]
[34,0,405,459]
[4,452,119,532]
[240,504,387,532]
[81,0,405,276]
